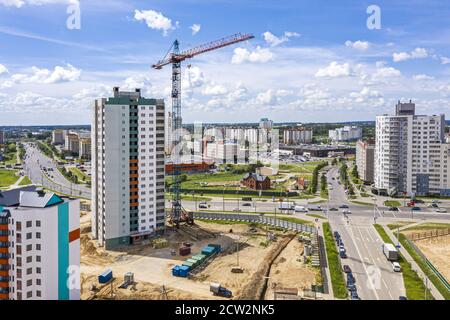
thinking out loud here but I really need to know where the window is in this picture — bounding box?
[36,244,41,251]
[16,221,22,231]
[36,291,41,298]
[26,233,32,240]
[36,221,41,227]
[26,256,32,263]
[26,244,32,251]
[26,279,32,287]
[26,268,32,275]
[26,291,32,299]
[36,256,41,262]
[36,279,41,286]
[36,267,41,274]
[26,221,32,228]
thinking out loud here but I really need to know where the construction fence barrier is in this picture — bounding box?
[405,237,450,293]
[193,212,316,234]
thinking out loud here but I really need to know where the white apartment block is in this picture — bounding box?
[92,87,165,250]
[329,126,362,142]
[0,186,80,300]
[64,132,80,154]
[259,118,273,130]
[283,128,313,145]
[51,129,65,145]
[206,141,240,164]
[356,140,375,183]
[375,101,449,196]
[78,138,91,160]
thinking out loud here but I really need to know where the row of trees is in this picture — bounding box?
[59,167,79,184]
[308,161,328,194]
[339,163,355,196]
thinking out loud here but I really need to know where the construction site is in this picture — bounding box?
[80,210,322,300]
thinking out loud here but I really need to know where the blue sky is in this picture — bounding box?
[0,0,449,125]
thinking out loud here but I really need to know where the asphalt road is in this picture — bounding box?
[22,142,90,199]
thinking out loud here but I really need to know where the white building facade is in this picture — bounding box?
[92,87,165,250]
[375,101,449,196]
[283,128,313,145]
[329,126,362,142]
[0,187,80,300]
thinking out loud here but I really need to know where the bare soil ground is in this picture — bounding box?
[414,234,450,282]
[264,239,318,300]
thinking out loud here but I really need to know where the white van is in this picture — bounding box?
[294,206,308,213]
[392,262,401,272]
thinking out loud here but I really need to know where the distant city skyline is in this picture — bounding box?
[1,0,450,125]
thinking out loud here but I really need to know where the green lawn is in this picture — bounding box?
[278,161,323,177]
[402,223,450,232]
[323,222,348,299]
[19,176,32,186]
[384,200,402,207]
[373,224,434,300]
[275,216,314,226]
[387,221,415,230]
[351,200,375,207]
[306,213,327,220]
[0,169,19,187]
[68,167,91,183]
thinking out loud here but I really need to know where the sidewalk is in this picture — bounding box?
[383,225,444,300]
[317,221,334,300]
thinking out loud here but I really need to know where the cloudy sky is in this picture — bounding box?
[0,0,449,125]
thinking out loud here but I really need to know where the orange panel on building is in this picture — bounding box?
[69,229,80,243]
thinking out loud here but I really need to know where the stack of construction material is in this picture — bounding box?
[153,238,169,249]
[191,254,207,264]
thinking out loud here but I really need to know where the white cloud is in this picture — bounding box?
[413,74,434,81]
[134,9,176,36]
[345,40,370,51]
[315,61,353,79]
[190,24,201,35]
[393,47,428,62]
[255,89,277,106]
[231,46,274,64]
[262,31,300,47]
[0,64,8,75]
[202,84,228,96]
[6,64,81,85]
[441,56,450,65]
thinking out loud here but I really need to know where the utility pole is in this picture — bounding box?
[222,188,225,212]
[236,236,240,267]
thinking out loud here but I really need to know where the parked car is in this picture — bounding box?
[339,204,349,209]
[350,290,360,300]
[329,207,338,211]
[342,209,352,214]
[339,248,347,259]
[411,206,421,211]
[334,231,340,239]
[436,208,447,213]
[392,262,402,272]
[388,207,399,211]
[343,265,352,273]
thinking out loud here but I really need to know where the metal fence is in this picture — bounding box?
[193,212,316,233]
[405,237,450,292]
[409,228,450,241]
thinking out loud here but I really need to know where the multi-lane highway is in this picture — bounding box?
[22,142,90,199]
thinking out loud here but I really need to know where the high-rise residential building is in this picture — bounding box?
[52,129,65,145]
[329,126,362,142]
[375,101,449,196]
[356,140,375,184]
[259,118,273,130]
[0,130,5,145]
[206,141,240,164]
[0,186,80,300]
[78,138,91,160]
[283,128,313,145]
[92,87,166,249]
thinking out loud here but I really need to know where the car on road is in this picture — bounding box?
[427,203,439,208]
[308,205,322,211]
[399,296,408,300]
[342,209,352,214]
[347,272,355,283]
[233,208,241,212]
[333,231,340,239]
[329,207,338,212]
[242,203,251,207]
[392,262,402,272]
[339,248,347,258]
[411,206,421,211]
[198,203,208,209]
[388,207,399,211]
[436,208,447,213]
[407,201,415,207]
[343,265,352,273]
[339,204,349,209]
[350,290,360,300]
[294,206,308,213]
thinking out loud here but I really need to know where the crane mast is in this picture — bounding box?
[153,33,254,226]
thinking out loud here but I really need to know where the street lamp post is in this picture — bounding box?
[222,188,225,212]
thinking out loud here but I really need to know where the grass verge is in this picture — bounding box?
[384,200,402,207]
[323,222,348,299]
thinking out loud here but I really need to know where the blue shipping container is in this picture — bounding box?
[202,247,215,256]
[179,265,190,278]
[98,269,113,284]
[172,265,181,277]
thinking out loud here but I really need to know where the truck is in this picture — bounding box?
[382,243,398,261]
[210,283,232,298]
[278,202,295,211]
